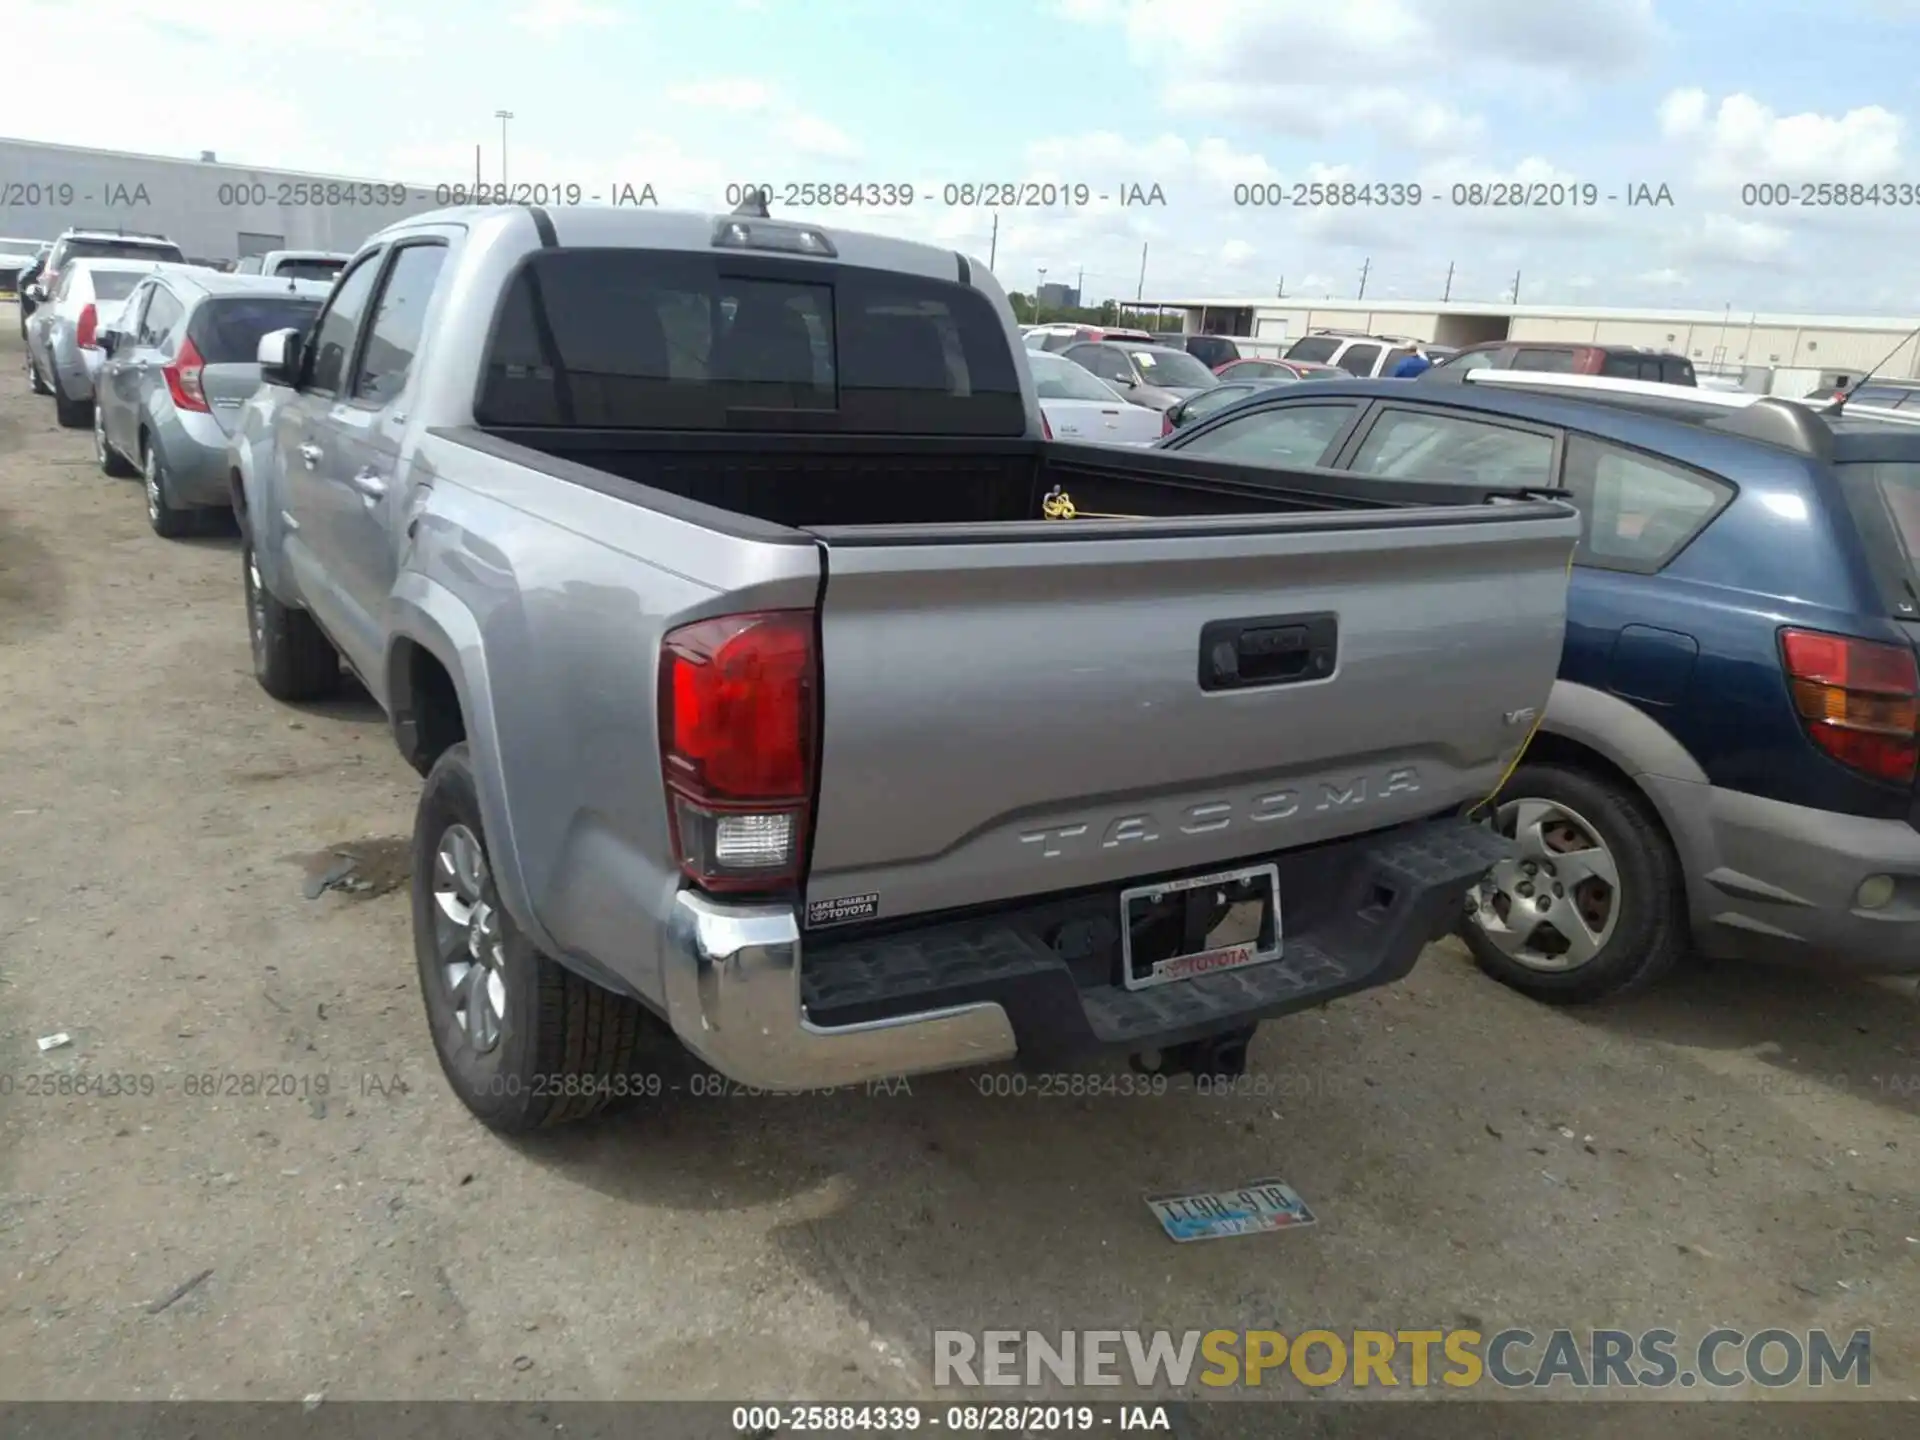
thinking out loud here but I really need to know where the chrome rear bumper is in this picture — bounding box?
[662,890,1018,1090]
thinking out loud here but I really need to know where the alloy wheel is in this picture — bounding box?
[143,447,161,522]
[244,546,268,673]
[1467,798,1621,971]
[431,823,507,1053]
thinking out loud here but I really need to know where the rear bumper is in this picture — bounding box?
[158,412,236,507]
[664,892,1019,1091]
[1647,776,1920,972]
[52,342,100,400]
[661,817,1506,1089]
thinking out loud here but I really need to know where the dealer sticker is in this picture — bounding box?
[807,892,879,928]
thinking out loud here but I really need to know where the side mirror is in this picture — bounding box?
[25,283,44,302]
[97,331,118,356]
[257,327,300,387]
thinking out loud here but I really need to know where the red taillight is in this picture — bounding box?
[1041,409,1053,439]
[75,302,97,350]
[1780,628,1919,785]
[1161,408,1176,436]
[658,610,817,892]
[164,335,210,412]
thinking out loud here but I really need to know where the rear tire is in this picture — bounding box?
[412,742,651,1132]
[243,535,341,701]
[1459,762,1689,1003]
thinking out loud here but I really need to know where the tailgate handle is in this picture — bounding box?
[1199,613,1338,691]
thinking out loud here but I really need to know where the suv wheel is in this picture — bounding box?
[412,743,652,1132]
[242,536,340,700]
[1460,762,1688,1002]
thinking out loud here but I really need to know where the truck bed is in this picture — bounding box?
[428,423,1579,927]
[447,426,1563,531]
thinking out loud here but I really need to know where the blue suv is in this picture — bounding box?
[1159,376,1920,1001]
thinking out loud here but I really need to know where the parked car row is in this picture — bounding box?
[17,225,332,537]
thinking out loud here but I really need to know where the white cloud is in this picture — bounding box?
[1660,89,1905,185]
[1668,213,1795,269]
[509,0,621,32]
[1067,0,1653,148]
[1636,267,1691,288]
[1219,239,1256,265]
[660,77,862,161]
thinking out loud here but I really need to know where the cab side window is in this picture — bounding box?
[305,253,384,396]
[350,243,449,407]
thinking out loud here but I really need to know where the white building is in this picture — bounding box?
[0,136,451,264]
[1147,295,1920,397]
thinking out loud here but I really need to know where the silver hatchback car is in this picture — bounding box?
[25,259,170,426]
[93,270,330,537]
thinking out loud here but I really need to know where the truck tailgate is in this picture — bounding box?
[803,506,1578,924]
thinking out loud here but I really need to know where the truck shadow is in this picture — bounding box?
[508,954,1915,1402]
[1567,957,1919,1119]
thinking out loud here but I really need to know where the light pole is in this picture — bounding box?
[1035,266,1047,323]
[495,110,515,184]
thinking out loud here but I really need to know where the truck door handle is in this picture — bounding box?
[298,443,322,469]
[1198,613,1339,691]
[349,469,388,500]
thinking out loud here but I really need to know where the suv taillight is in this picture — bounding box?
[1160,408,1175,437]
[164,336,209,412]
[1780,628,1918,785]
[75,303,98,350]
[659,611,817,892]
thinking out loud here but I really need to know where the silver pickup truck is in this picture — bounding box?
[229,203,1579,1132]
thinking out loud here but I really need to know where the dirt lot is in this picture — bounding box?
[1,308,1917,1426]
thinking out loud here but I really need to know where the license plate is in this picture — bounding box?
[1118,862,1281,991]
[1145,1179,1317,1243]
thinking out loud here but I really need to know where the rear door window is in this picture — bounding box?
[1561,435,1732,572]
[190,296,324,364]
[1176,402,1359,466]
[1335,342,1382,376]
[1600,353,1651,379]
[478,249,1023,434]
[1284,336,1339,363]
[1347,407,1556,489]
[1659,356,1697,385]
[1513,348,1578,373]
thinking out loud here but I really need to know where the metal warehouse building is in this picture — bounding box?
[1150,295,1920,398]
[0,137,447,264]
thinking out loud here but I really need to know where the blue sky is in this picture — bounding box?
[7,0,1920,312]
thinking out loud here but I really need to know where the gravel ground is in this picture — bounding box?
[0,308,1915,1431]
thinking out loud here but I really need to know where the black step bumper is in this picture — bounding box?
[801,816,1509,1066]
